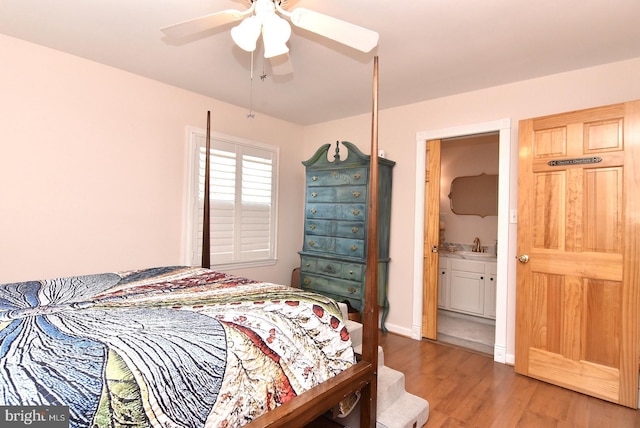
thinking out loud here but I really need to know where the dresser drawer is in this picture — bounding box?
[306,203,366,221]
[342,262,365,282]
[305,219,365,239]
[303,257,365,282]
[306,185,367,203]
[307,168,368,187]
[300,273,363,299]
[300,255,317,271]
[303,236,365,258]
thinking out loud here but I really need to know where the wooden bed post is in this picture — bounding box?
[202,111,211,269]
[360,55,380,428]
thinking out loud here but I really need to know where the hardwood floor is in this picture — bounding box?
[379,332,640,427]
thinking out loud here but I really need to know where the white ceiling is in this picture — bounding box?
[1,0,640,125]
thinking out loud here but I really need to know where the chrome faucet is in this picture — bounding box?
[473,237,481,252]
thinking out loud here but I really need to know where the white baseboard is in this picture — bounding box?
[382,322,415,339]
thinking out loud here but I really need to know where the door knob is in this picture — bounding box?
[518,254,530,263]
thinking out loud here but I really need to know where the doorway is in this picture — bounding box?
[436,133,499,354]
[412,119,513,364]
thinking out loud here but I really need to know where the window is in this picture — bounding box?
[185,128,279,269]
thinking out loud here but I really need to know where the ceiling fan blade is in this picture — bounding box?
[288,8,379,53]
[161,8,252,39]
[270,53,294,75]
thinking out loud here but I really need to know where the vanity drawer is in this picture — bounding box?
[306,168,368,187]
[451,259,486,273]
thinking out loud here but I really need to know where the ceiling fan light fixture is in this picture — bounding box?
[262,13,291,58]
[231,15,261,52]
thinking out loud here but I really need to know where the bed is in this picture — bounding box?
[0,58,382,428]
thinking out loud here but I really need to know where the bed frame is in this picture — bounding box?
[201,57,382,427]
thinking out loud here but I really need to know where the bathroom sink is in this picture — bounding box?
[455,251,496,259]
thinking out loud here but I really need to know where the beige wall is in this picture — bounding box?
[0,34,305,285]
[304,56,640,360]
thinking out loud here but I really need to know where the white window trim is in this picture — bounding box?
[184,126,279,270]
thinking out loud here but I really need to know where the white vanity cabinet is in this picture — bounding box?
[439,255,496,319]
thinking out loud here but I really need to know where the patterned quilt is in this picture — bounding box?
[0,266,355,427]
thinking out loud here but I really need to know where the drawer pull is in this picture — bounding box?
[310,208,317,214]
[309,240,316,247]
[349,270,354,275]
[311,176,318,181]
[354,173,361,180]
[309,224,316,230]
[304,278,311,285]
[311,192,318,198]
[352,227,359,234]
[351,245,358,251]
[305,263,311,267]
[348,287,357,294]
[352,209,360,216]
[352,191,361,198]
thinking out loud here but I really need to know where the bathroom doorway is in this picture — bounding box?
[434,133,499,354]
[414,118,512,364]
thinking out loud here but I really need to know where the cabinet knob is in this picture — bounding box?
[311,176,318,181]
[309,240,316,247]
[351,245,358,251]
[311,192,318,198]
[304,278,311,285]
[353,191,361,198]
[352,209,360,216]
[348,287,356,294]
[309,224,316,230]
[480,276,484,280]
[353,174,361,180]
[349,270,354,275]
[305,263,311,267]
[310,208,317,214]
[352,227,359,234]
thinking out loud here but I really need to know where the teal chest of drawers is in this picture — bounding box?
[299,141,395,331]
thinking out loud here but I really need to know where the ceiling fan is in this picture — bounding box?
[161,0,379,60]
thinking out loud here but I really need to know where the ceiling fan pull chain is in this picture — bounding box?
[247,51,256,119]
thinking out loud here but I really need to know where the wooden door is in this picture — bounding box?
[422,139,441,339]
[515,100,640,407]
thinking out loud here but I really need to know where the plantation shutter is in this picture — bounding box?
[193,132,277,267]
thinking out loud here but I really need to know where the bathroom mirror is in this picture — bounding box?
[448,173,498,217]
